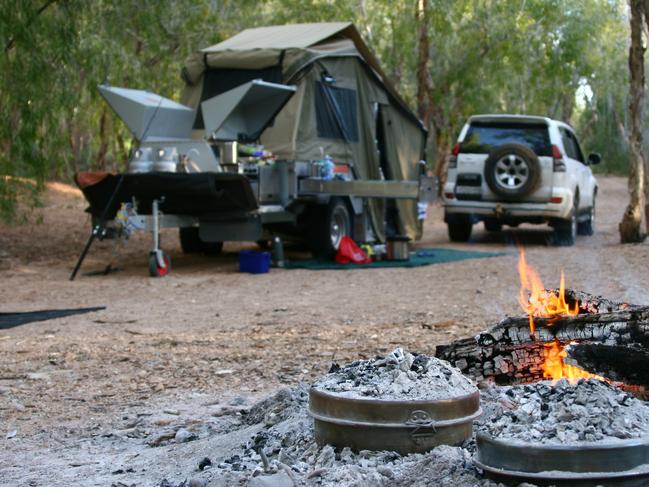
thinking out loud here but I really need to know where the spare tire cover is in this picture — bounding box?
[484,143,541,200]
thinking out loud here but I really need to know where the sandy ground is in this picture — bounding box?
[1,176,648,486]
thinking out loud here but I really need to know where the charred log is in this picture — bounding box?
[436,290,649,389]
[567,344,649,387]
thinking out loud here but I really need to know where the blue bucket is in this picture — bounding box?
[239,250,271,274]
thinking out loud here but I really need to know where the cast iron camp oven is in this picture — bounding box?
[308,387,481,455]
[474,433,649,487]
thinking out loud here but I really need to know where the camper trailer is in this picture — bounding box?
[74,23,434,277]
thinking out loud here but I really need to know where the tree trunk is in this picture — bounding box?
[415,0,432,127]
[620,0,646,243]
[115,132,127,173]
[94,108,109,171]
[643,0,649,236]
[431,112,451,192]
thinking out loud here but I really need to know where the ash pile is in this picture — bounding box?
[160,350,498,487]
[313,348,476,400]
[478,379,649,444]
[206,386,495,487]
[154,342,649,487]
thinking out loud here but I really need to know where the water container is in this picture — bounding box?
[321,155,335,180]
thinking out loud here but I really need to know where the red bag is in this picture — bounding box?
[335,236,371,264]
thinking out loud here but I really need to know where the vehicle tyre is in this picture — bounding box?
[552,200,578,247]
[149,251,171,277]
[179,227,223,255]
[483,219,503,233]
[577,196,595,236]
[447,214,473,242]
[484,144,541,200]
[309,198,352,258]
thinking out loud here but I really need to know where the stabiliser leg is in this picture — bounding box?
[70,174,125,281]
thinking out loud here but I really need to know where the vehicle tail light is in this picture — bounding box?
[444,192,455,199]
[448,143,460,169]
[550,196,563,204]
[552,145,566,172]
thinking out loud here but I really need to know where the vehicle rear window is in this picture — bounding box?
[460,122,552,156]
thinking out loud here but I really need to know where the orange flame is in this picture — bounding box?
[517,247,579,336]
[542,339,608,383]
[517,248,600,383]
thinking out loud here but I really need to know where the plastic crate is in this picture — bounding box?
[239,250,271,274]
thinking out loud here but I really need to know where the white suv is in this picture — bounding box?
[442,114,600,246]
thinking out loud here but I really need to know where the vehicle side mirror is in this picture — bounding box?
[588,153,601,165]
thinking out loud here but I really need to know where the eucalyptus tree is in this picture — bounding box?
[0,0,82,220]
[620,0,646,243]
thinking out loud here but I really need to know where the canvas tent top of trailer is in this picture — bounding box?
[180,22,423,134]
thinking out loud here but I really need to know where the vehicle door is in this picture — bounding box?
[569,130,595,208]
[559,127,590,210]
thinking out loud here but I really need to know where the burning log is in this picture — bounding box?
[436,290,649,392]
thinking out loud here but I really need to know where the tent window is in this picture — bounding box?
[315,82,359,142]
[193,66,283,129]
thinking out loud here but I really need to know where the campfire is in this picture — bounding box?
[517,248,606,383]
[437,248,649,395]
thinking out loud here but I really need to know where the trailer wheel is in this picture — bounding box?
[149,251,171,277]
[309,198,351,259]
[179,227,223,255]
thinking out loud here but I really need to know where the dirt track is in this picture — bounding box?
[1,176,648,486]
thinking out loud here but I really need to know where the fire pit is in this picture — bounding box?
[437,250,649,393]
[474,379,649,485]
[436,249,649,485]
[308,348,481,454]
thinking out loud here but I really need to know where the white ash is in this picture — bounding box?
[477,378,649,444]
[312,348,477,400]
[180,385,500,487]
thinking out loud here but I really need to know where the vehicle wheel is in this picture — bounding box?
[577,196,595,236]
[149,251,171,277]
[447,214,473,242]
[483,219,503,233]
[309,198,351,258]
[484,144,541,200]
[552,200,578,246]
[179,227,223,255]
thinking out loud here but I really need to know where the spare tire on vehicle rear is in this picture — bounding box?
[484,143,541,200]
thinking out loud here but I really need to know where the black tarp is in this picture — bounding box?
[0,307,106,330]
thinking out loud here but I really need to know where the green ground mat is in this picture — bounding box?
[284,248,507,270]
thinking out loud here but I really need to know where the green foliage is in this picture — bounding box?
[0,0,632,220]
